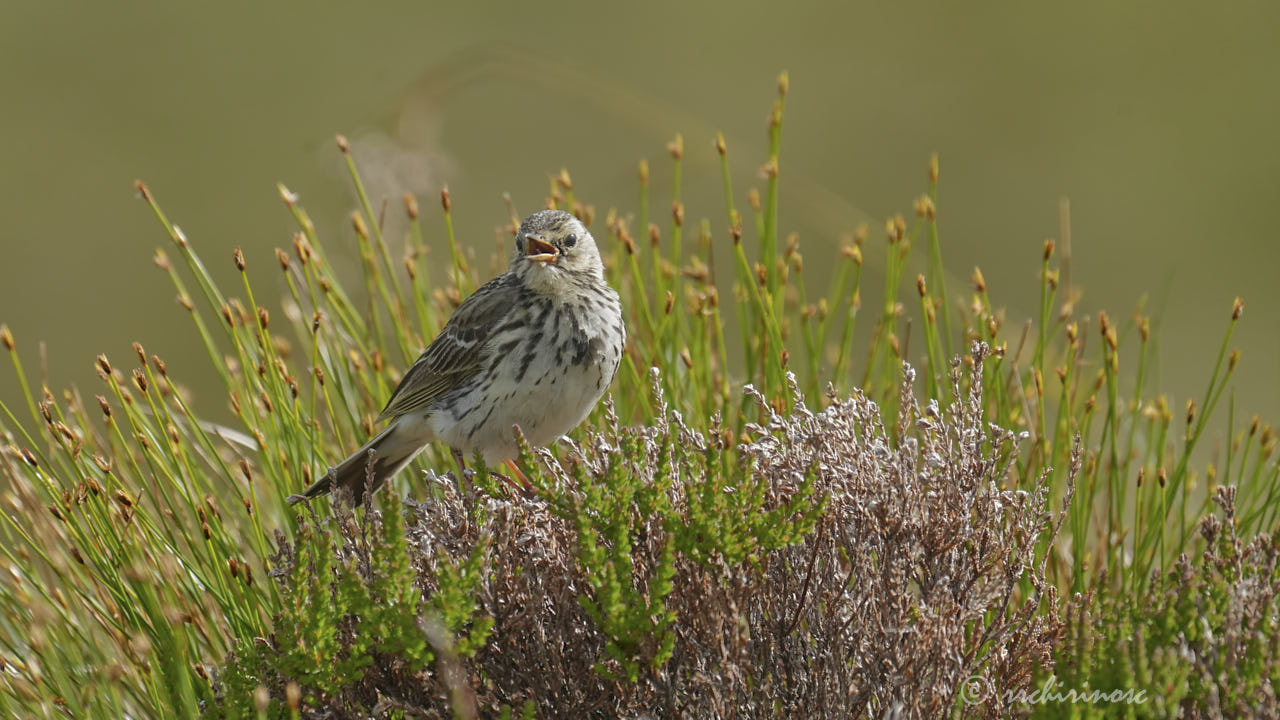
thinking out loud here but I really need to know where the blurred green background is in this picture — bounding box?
[2,1,1276,425]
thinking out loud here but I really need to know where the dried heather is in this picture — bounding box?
[235,343,1072,718]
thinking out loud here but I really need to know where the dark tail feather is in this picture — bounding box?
[287,422,421,504]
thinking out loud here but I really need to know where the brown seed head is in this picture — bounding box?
[335,134,350,153]
[351,212,369,242]
[0,325,13,352]
[18,446,38,469]
[293,234,312,264]
[667,134,684,160]
[1232,297,1244,320]
[913,195,935,219]
[672,202,684,227]
[929,153,939,184]
[638,158,649,185]
[134,179,154,203]
[258,308,269,330]
[440,185,451,212]
[153,250,172,271]
[970,266,987,293]
[1043,239,1055,262]
[403,193,418,220]
[777,70,789,98]
[715,132,727,156]
[275,248,290,272]
[276,182,298,207]
[556,168,573,191]
[96,354,112,376]
[747,188,761,212]
[916,274,927,297]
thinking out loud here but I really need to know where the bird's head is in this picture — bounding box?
[510,210,603,288]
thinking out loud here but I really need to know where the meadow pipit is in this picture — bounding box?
[289,209,625,503]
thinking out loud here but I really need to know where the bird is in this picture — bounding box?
[288,208,625,504]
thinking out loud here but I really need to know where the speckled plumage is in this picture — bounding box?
[290,209,624,503]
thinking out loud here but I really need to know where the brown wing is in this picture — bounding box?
[376,273,522,420]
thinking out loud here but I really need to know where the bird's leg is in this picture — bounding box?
[504,460,533,490]
[450,447,467,476]
[482,459,532,496]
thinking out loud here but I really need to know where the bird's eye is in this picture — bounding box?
[564,233,577,248]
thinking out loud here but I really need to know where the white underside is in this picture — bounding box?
[425,277,621,463]
[427,355,610,463]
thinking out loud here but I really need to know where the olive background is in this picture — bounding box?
[2,1,1276,426]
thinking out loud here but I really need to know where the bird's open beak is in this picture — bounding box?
[524,234,559,263]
